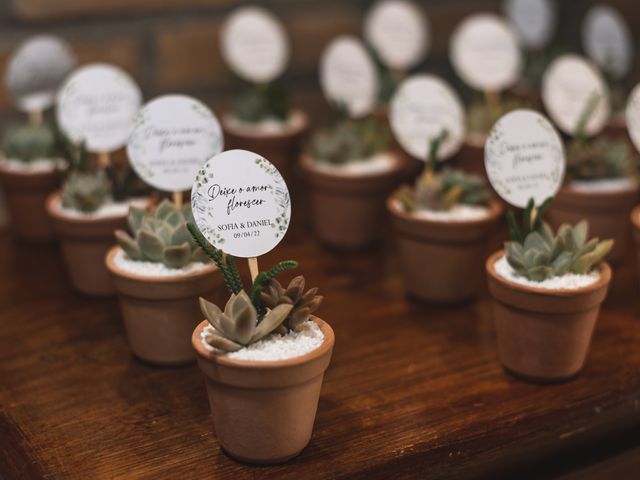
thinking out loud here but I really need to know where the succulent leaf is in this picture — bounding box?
[163,243,192,268]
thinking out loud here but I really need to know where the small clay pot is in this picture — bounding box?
[46,192,127,296]
[0,163,59,242]
[222,110,309,183]
[486,250,612,383]
[388,198,503,303]
[604,113,627,139]
[630,206,640,277]
[300,152,405,249]
[106,247,223,365]
[449,135,487,180]
[547,181,640,264]
[192,317,334,464]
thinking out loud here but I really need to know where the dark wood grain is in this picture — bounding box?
[1,209,640,479]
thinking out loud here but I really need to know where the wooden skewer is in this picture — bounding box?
[97,151,111,168]
[28,109,43,126]
[485,90,501,117]
[248,257,259,283]
[172,191,183,208]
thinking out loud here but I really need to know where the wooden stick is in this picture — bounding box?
[28,109,43,126]
[248,257,259,283]
[172,191,182,208]
[485,90,501,117]
[97,151,111,168]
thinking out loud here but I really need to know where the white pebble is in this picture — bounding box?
[0,157,62,173]
[312,151,396,176]
[201,320,325,361]
[494,255,600,290]
[410,203,490,222]
[113,248,211,277]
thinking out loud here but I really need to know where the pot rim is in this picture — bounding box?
[192,317,335,370]
[386,195,503,228]
[105,245,218,283]
[299,150,403,182]
[486,250,612,298]
[631,205,640,230]
[465,133,486,148]
[559,179,639,198]
[45,191,130,226]
[222,109,309,140]
[0,160,59,179]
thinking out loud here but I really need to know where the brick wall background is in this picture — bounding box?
[0,0,638,126]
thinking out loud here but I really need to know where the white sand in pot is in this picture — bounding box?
[0,157,62,173]
[494,255,600,290]
[201,320,325,361]
[312,151,396,176]
[224,111,306,135]
[54,197,147,219]
[570,177,637,193]
[411,203,490,222]
[113,248,211,277]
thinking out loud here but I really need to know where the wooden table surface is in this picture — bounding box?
[2,212,640,480]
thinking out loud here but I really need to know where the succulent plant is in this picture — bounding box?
[566,137,636,181]
[232,81,290,123]
[395,129,489,212]
[115,199,210,269]
[506,220,613,281]
[504,197,613,281]
[188,222,322,353]
[308,115,388,165]
[60,170,111,213]
[3,123,58,162]
[200,292,293,352]
[260,276,323,332]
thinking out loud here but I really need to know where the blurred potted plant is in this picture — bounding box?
[388,130,502,302]
[487,198,612,382]
[0,122,62,241]
[46,138,143,296]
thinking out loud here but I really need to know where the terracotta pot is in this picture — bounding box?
[630,206,640,277]
[547,182,639,264]
[192,317,334,464]
[222,110,309,184]
[106,247,223,365]
[604,113,627,140]
[388,198,503,303]
[46,192,127,296]
[300,152,405,249]
[449,135,487,180]
[0,163,59,242]
[486,250,612,383]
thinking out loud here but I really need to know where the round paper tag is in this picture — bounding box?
[363,0,430,71]
[542,54,610,137]
[220,6,289,83]
[5,34,76,114]
[625,83,640,154]
[503,0,556,50]
[56,63,142,153]
[191,150,291,258]
[390,74,465,161]
[320,36,378,118]
[127,95,224,192]
[582,5,633,80]
[485,109,565,209]
[450,13,521,92]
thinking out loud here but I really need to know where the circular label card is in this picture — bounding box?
[542,54,610,137]
[320,35,378,117]
[503,0,556,50]
[485,109,565,209]
[127,95,224,192]
[220,6,289,83]
[56,63,142,153]
[191,149,291,258]
[582,5,633,80]
[363,0,430,71]
[5,34,76,114]
[390,74,465,161]
[625,83,640,154]
[450,13,522,92]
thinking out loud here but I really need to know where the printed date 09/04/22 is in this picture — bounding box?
[233,230,261,239]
